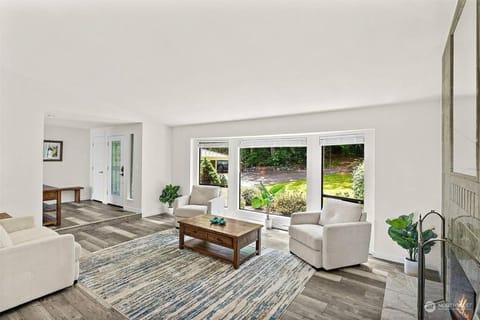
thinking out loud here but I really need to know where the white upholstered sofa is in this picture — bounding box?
[289,198,371,270]
[173,185,224,227]
[0,216,81,312]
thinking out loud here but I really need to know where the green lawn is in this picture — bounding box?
[267,173,353,197]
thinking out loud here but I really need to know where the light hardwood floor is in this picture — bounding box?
[0,201,424,320]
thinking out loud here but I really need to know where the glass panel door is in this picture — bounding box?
[111,140,121,196]
[108,136,124,206]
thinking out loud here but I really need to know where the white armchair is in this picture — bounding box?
[0,216,81,312]
[289,199,371,270]
[173,185,224,227]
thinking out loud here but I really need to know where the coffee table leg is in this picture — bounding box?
[256,229,261,256]
[233,239,240,269]
[179,224,184,249]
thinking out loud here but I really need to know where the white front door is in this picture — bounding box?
[108,136,125,206]
[92,136,106,202]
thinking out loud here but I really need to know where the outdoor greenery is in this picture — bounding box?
[386,213,438,261]
[352,162,365,200]
[273,191,307,215]
[200,157,227,187]
[251,182,285,219]
[241,187,260,206]
[159,184,180,208]
[240,147,307,169]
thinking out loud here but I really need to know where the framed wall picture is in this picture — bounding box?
[43,140,63,161]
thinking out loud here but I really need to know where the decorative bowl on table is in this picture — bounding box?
[210,217,226,226]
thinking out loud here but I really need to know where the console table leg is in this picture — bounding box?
[56,191,62,226]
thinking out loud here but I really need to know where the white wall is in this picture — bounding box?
[91,123,143,213]
[141,121,172,217]
[43,125,90,202]
[171,100,442,265]
[0,71,45,226]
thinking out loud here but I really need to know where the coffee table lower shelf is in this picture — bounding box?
[182,238,258,268]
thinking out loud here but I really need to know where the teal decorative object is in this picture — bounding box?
[210,217,226,225]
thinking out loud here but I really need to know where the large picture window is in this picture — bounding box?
[198,145,229,206]
[239,138,307,217]
[321,136,364,205]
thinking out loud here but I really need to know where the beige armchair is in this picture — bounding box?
[0,216,81,312]
[289,198,371,270]
[173,185,224,227]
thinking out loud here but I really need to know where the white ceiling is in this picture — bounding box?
[1,0,457,126]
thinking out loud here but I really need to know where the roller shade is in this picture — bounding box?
[319,135,364,146]
[239,137,307,148]
[197,141,229,148]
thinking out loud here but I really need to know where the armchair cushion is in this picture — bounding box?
[190,185,221,206]
[319,199,362,226]
[174,205,208,218]
[289,224,324,250]
[0,216,35,233]
[9,227,58,245]
[0,225,12,248]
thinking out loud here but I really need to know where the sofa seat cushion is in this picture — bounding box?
[189,185,220,205]
[319,198,362,226]
[289,224,324,250]
[9,227,58,245]
[0,225,13,248]
[174,205,208,218]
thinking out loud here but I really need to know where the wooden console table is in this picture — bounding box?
[43,185,84,226]
[0,213,11,220]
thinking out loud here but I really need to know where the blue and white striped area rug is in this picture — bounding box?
[78,229,314,320]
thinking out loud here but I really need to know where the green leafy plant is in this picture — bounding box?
[251,182,285,220]
[385,213,438,261]
[159,184,180,208]
[272,191,306,216]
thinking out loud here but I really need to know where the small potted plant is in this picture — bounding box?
[386,213,437,276]
[159,184,180,214]
[251,182,284,229]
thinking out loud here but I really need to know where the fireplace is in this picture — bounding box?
[449,249,477,320]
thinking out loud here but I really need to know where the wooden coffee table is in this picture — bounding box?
[178,215,263,269]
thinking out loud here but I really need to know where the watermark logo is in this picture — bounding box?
[424,301,436,313]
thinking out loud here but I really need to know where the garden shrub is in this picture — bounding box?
[219,174,228,187]
[352,161,365,200]
[200,158,221,185]
[273,191,306,216]
[241,187,260,206]
[239,196,246,209]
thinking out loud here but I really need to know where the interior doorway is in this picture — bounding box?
[92,136,106,201]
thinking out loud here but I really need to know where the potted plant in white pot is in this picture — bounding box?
[386,213,437,276]
[251,182,284,229]
[159,184,180,214]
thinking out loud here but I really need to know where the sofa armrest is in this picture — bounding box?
[0,216,35,233]
[290,212,321,225]
[207,197,224,215]
[173,195,190,209]
[0,234,76,312]
[322,221,372,270]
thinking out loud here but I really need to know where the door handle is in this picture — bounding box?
[120,166,124,177]
[99,171,104,174]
